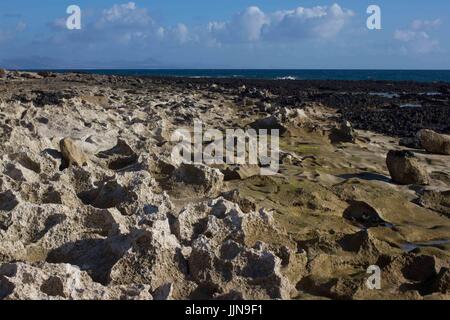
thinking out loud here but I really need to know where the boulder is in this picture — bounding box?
[249,115,287,135]
[418,129,450,155]
[386,150,429,185]
[0,68,6,79]
[330,120,356,144]
[60,138,89,168]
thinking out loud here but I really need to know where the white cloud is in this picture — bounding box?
[207,3,353,44]
[265,3,354,40]
[410,19,441,31]
[208,6,267,42]
[97,2,153,28]
[394,19,441,54]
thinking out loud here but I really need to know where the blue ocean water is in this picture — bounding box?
[52,69,450,83]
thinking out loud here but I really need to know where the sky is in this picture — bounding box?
[0,0,449,69]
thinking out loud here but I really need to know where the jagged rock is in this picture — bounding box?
[60,138,89,168]
[330,120,356,144]
[430,268,450,294]
[77,170,172,217]
[152,283,174,300]
[221,189,256,213]
[1,71,449,301]
[108,219,188,297]
[173,202,209,244]
[0,69,6,79]
[249,115,287,135]
[418,129,450,155]
[189,237,293,299]
[173,163,224,196]
[95,139,138,170]
[0,262,152,300]
[386,150,429,185]
[381,254,446,289]
[220,164,261,181]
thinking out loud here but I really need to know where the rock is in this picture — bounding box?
[249,115,287,135]
[221,189,256,213]
[0,262,152,300]
[418,189,450,217]
[188,236,293,299]
[430,268,450,294]
[330,120,356,144]
[418,129,450,155]
[386,150,430,185]
[152,283,174,300]
[108,220,187,296]
[174,163,224,196]
[95,139,138,170]
[343,201,389,228]
[0,69,6,79]
[60,138,89,168]
[19,72,43,80]
[220,164,261,181]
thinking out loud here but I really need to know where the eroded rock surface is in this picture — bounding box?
[0,71,449,300]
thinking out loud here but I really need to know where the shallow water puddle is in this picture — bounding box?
[400,239,450,253]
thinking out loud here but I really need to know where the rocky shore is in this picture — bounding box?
[0,70,449,300]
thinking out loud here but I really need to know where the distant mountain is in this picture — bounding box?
[0,56,173,70]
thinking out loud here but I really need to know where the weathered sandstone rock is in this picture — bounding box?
[60,138,89,168]
[418,129,450,155]
[386,150,429,185]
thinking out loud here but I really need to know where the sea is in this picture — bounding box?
[46,69,450,83]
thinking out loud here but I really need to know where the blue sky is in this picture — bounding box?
[1,1,449,69]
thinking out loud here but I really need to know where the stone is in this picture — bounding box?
[418,189,450,217]
[430,268,450,294]
[249,115,287,135]
[418,129,450,155]
[386,150,430,185]
[330,120,356,144]
[0,262,152,300]
[343,201,389,228]
[59,138,89,168]
[0,69,6,79]
[174,163,224,196]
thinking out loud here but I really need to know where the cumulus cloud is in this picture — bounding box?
[207,3,353,44]
[394,19,441,54]
[209,6,268,42]
[96,2,154,29]
[46,2,193,47]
